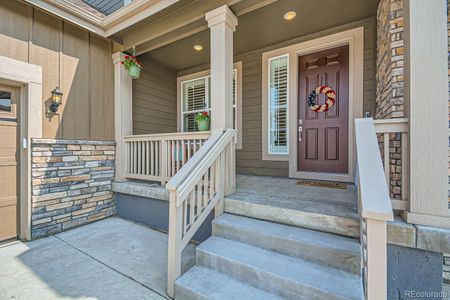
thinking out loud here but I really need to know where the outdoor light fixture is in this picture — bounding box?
[49,87,63,113]
[193,44,204,51]
[283,11,297,21]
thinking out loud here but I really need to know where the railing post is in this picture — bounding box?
[215,151,226,218]
[112,52,132,182]
[161,139,168,186]
[167,191,182,298]
[225,139,236,196]
[365,218,388,300]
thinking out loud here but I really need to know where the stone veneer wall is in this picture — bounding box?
[377,0,450,289]
[376,0,405,200]
[31,139,115,238]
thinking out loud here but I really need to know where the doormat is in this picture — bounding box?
[296,180,347,190]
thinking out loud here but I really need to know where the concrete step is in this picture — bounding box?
[225,194,360,237]
[175,266,283,300]
[196,237,364,300]
[213,213,361,275]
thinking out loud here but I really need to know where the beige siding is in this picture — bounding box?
[132,56,177,135]
[0,1,114,140]
[233,18,376,177]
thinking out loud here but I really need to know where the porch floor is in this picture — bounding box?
[232,175,359,220]
[0,218,195,300]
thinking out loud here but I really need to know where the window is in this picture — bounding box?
[181,70,238,132]
[181,76,210,132]
[0,91,12,112]
[268,55,289,154]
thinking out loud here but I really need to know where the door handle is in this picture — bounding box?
[298,126,303,142]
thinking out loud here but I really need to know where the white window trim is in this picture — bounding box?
[262,54,290,161]
[176,61,242,149]
[180,74,211,132]
[267,54,289,156]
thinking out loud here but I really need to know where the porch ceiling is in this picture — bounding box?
[144,0,379,71]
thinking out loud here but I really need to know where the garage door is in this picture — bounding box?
[0,84,19,242]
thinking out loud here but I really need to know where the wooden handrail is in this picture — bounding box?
[124,131,211,141]
[355,118,394,300]
[356,119,394,221]
[166,128,236,298]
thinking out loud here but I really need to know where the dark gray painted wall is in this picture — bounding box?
[115,193,213,243]
[387,244,443,299]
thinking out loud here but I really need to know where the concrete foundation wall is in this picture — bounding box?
[388,244,443,299]
[115,192,213,243]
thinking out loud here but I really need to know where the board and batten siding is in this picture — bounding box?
[132,56,177,135]
[0,1,114,140]
[234,18,376,177]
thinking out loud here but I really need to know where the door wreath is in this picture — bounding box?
[307,86,336,113]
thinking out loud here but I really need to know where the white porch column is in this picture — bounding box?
[112,52,133,182]
[205,5,237,130]
[404,0,450,227]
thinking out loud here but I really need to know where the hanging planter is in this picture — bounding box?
[127,64,141,79]
[195,111,210,131]
[121,47,142,79]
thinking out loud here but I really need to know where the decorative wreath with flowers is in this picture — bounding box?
[307,86,336,113]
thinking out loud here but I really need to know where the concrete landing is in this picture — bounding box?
[226,175,360,237]
[0,217,195,300]
[234,175,359,218]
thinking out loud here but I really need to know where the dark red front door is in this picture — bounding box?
[298,45,349,173]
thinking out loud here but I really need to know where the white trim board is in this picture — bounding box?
[261,27,364,182]
[0,55,43,241]
[176,62,243,149]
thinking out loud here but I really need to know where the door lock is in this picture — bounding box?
[298,119,303,142]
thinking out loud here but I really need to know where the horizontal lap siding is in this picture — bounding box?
[237,51,289,177]
[0,1,114,140]
[132,56,177,135]
[235,18,376,177]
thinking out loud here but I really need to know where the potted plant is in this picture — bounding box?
[195,111,210,131]
[121,54,142,79]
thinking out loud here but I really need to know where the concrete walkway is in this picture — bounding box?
[0,218,195,300]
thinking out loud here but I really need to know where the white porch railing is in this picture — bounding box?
[123,132,210,185]
[355,118,394,300]
[373,118,409,211]
[166,128,236,298]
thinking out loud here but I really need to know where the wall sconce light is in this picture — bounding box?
[49,87,63,113]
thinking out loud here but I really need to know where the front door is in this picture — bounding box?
[0,84,19,242]
[298,45,349,174]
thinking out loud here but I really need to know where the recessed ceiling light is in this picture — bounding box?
[284,11,296,21]
[193,44,203,51]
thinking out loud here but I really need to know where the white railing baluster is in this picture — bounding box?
[383,133,389,184]
[123,132,210,184]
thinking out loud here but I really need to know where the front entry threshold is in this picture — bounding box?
[291,171,354,183]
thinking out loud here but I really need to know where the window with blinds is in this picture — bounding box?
[181,71,237,132]
[268,55,289,154]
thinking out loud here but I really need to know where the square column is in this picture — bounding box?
[404,0,450,227]
[205,5,238,130]
[112,52,133,182]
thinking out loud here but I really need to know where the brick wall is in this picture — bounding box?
[31,139,115,238]
[376,0,405,200]
[376,0,404,119]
